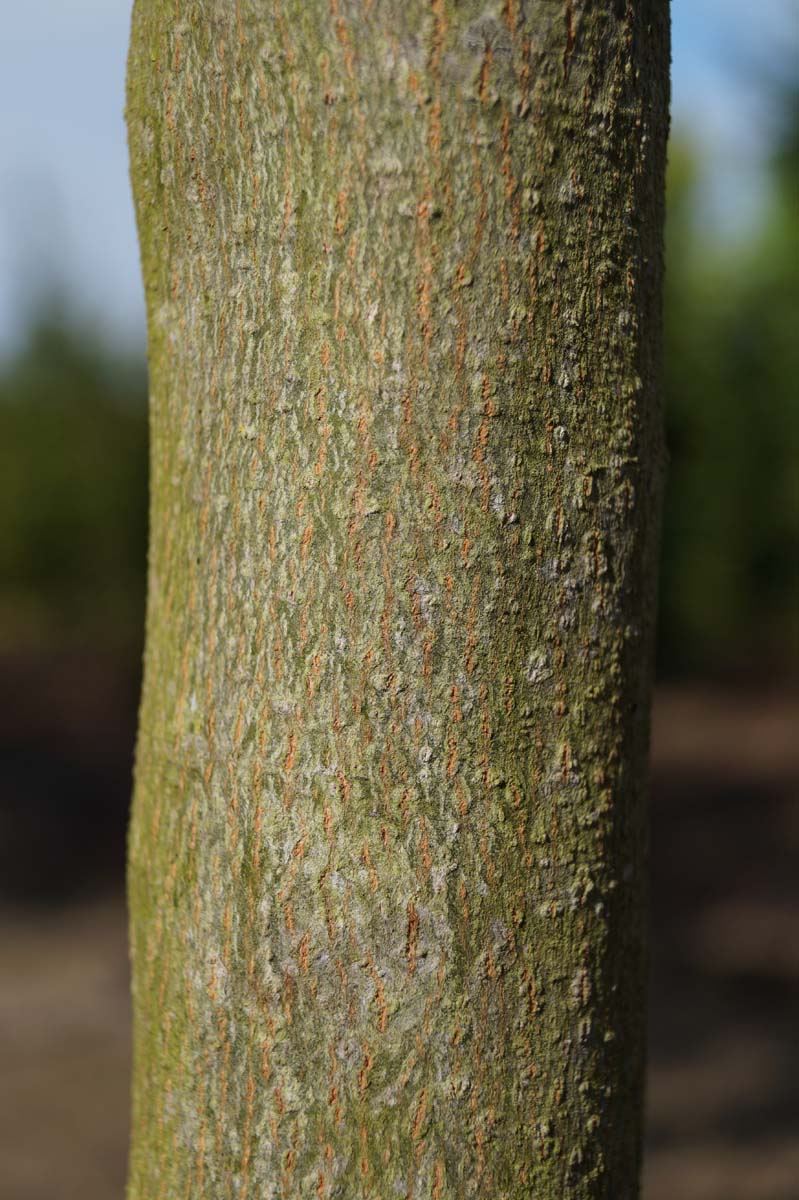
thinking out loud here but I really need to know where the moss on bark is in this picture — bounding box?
[126,2,669,1196]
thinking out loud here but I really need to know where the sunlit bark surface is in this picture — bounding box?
[126,3,669,1196]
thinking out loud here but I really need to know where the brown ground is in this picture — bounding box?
[644,684,799,1200]
[1,678,797,1199]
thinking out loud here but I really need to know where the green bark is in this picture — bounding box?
[126,2,669,1197]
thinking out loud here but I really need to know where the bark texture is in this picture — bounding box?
[126,2,669,1197]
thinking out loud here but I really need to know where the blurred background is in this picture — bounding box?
[0,2,796,1197]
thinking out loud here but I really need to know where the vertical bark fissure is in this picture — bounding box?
[126,2,669,1197]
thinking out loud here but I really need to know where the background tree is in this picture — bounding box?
[126,3,669,1198]
[659,95,799,673]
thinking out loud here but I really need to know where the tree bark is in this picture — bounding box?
[126,3,669,1197]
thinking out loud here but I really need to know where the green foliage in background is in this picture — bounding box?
[0,313,148,652]
[659,99,799,673]
[0,100,796,674]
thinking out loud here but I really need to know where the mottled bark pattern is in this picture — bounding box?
[126,2,668,1197]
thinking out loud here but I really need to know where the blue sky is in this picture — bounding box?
[0,0,795,353]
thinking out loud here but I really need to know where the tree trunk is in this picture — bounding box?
[126,2,669,1197]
